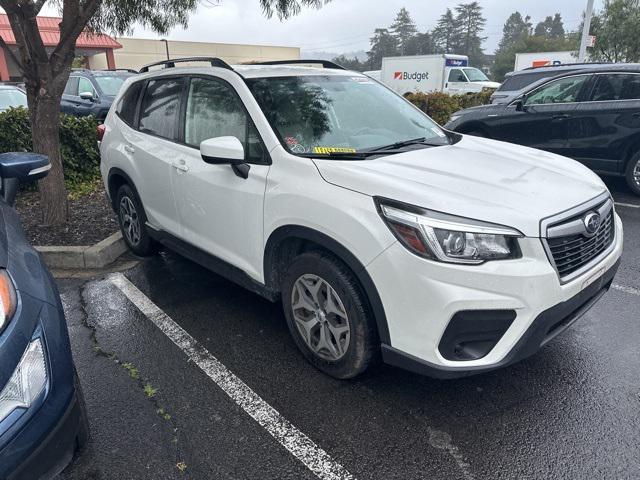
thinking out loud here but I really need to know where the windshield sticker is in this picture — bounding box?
[313,147,357,154]
[291,143,309,154]
[431,127,446,138]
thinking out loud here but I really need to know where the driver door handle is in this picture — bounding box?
[172,159,189,173]
[552,114,570,121]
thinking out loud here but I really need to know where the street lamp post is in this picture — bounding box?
[160,39,170,61]
[578,0,595,62]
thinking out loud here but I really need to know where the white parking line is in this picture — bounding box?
[612,283,640,297]
[109,273,354,480]
[615,202,640,209]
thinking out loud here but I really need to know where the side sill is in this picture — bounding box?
[147,226,279,302]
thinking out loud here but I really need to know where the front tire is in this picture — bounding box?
[281,252,378,379]
[625,153,640,196]
[116,184,157,256]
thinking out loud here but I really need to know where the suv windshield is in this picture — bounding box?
[246,75,449,157]
[463,68,489,82]
[95,75,134,96]
[0,89,27,110]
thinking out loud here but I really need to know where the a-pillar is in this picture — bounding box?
[0,46,10,81]
[106,49,116,70]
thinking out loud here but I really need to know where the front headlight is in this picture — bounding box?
[0,270,17,334]
[0,338,48,422]
[377,199,522,264]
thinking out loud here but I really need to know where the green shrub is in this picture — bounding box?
[405,89,495,126]
[0,107,100,190]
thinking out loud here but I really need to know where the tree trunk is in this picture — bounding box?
[28,86,69,226]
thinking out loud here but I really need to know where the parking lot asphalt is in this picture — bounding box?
[58,178,640,480]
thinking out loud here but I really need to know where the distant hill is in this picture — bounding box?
[301,50,367,62]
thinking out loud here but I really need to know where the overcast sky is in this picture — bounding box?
[43,0,602,55]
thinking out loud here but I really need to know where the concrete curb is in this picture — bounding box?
[36,232,127,269]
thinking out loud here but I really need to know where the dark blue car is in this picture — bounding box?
[0,153,88,479]
[61,69,136,122]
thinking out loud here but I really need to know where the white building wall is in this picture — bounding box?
[88,38,300,70]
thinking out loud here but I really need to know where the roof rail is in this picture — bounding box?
[522,62,613,71]
[247,59,347,70]
[101,68,139,74]
[139,57,235,73]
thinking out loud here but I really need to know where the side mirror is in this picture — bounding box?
[200,136,250,179]
[79,91,95,101]
[515,94,528,112]
[0,152,50,206]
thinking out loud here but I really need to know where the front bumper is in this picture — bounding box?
[367,213,624,378]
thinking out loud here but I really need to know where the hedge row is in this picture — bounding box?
[405,89,494,126]
[0,107,100,189]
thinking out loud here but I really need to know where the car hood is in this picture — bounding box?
[474,80,501,89]
[313,135,608,237]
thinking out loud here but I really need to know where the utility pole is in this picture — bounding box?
[578,0,595,62]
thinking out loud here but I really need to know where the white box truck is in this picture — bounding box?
[514,51,579,71]
[381,54,500,95]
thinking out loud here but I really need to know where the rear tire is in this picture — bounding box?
[625,153,640,196]
[116,184,157,256]
[281,252,379,379]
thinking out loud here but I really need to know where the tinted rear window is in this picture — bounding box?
[116,81,143,127]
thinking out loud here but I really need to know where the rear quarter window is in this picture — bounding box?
[498,71,557,92]
[116,81,143,127]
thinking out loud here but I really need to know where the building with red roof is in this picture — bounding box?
[0,14,122,81]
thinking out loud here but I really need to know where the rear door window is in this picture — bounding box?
[138,78,184,141]
[590,74,640,101]
[64,77,79,96]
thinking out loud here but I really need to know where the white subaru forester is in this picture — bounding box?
[100,58,623,379]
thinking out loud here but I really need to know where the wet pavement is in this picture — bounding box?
[57,179,640,480]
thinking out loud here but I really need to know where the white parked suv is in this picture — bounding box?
[100,58,623,379]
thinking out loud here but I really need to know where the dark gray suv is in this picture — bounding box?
[61,69,136,122]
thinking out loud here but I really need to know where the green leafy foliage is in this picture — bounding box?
[404,89,495,126]
[0,107,100,190]
[589,0,640,63]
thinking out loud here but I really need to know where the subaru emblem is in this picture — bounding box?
[583,212,601,236]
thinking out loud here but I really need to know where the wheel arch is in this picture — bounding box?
[264,225,391,345]
[107,168,141,211]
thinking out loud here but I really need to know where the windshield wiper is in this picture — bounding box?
[366,137,444,152]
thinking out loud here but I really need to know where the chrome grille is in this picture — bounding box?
[544,197,615,282]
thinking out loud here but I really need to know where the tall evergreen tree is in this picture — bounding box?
[390,7,419,55]
[497,12,532,51]
[455,2,487,66]
[367,28,399,69]
[534,13,565,38]
[432,8,462,53]
[404,32,435,56]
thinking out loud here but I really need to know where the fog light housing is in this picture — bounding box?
[0,338,48,422]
